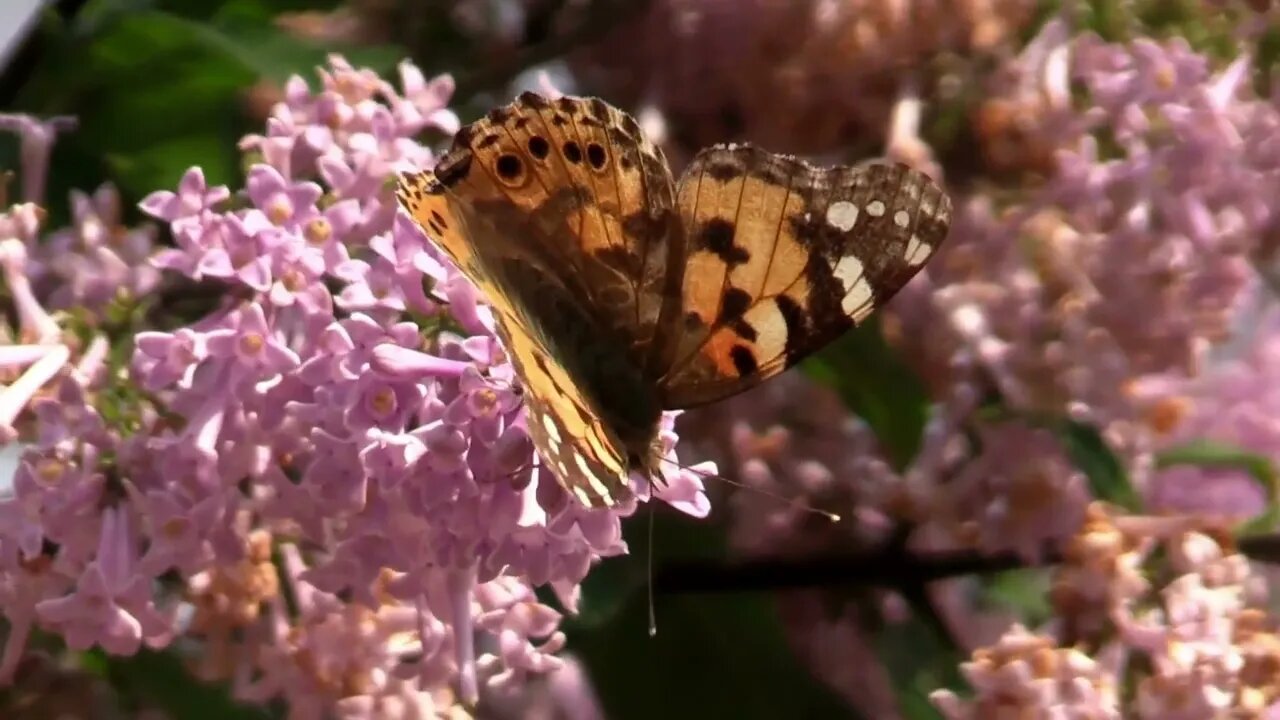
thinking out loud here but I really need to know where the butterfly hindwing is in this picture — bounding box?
[491,318,628,509]
[657,144,952,408]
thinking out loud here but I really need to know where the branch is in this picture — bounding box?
[652,532,1280,596]
[653,546,1059,596]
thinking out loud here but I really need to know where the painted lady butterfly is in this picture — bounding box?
[397,93,951,509]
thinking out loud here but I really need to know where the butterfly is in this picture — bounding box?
[396,93,951,510]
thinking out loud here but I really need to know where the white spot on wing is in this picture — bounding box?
[574,452,613,500]
[905,234,931,266]
[832,255,873,316]
[541,414,562,443]
[894,210,910,228]
[825,201,859,231]
[866,200,886,217]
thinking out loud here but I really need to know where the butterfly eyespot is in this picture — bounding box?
[562,141,583,164]
[586,143,607,170]
[527,136,550,159]
[495,154,524,183]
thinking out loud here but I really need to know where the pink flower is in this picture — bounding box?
[35,508,172,654]
[138,166,230,226]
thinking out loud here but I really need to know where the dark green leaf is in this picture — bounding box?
[568,592,858,719]
[967,404,1141,509]
[1082,0,1132,41]
[90,647,275,720]
[804,317,930,470]
[104,132,239,199]
[1054,418,1139,511]
[977,568,1053,625]
[1258,25,1280,95]
[980,406,1140,511]
[551,547,646,629]
[71,0,158,37]
[872,614,965,720]
[564,508,856,719]
[561,506,722,630]
[140,11,402,84]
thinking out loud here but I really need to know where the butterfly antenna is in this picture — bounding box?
[655,455,841,523]
[495,455,540,485]
[646,497,658,637]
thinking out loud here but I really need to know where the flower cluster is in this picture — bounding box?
[685,16,1280,718]
[710,20,1280,562]
[7,4,1280,716]
[933,503,1280,718]
[0,55,709,716]
[558,0,1041,161]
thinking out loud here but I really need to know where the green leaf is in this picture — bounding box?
[978,568,1053,625]
[8,3,409,221]
[140,10,402,84]
[564,508,856,718]
[71,0,158,37]
[1258,25,1280,94]
[1154,439,1280,534]
[551,547,646,629]
[560,507,721,630]
[1054,417,1139,511]
[872,614,966,720]
[1081,0,1132,41]
[568,592,858,719]
[104,131,239,200]
[979,405,1140,511]
[804,317,931,470]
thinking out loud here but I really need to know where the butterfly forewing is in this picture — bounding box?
[396,93,683,509]
[655,144,952,408]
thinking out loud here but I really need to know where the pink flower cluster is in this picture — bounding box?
[0,55,709,716]
[715,21,1280,562]
[691,17,1280,718]
[934,504,1280,718]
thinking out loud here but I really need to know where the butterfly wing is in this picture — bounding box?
[489,294,634,510]
[656,144,952,408]
[396,93,682,508]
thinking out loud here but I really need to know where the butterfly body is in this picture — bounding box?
[397,93,951,509]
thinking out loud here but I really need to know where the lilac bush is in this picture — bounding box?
[932,503,1280,718]
[689,14,1280,718]
[7,5,1280,717]
[713,18,1280,559]
[0,56,709,716]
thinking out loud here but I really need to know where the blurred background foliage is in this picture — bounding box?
[1,0,401,223]
[3,0,1279,718]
